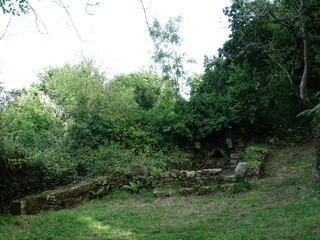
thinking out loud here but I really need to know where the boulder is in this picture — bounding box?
[223,175,236,183]
[230,153,241,159]
[186,171,196,178]
[170,169,181,178]
[202,168,222,175]
[235,162,248,181]
[226,138,233,148]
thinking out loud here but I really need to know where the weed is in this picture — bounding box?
[90,184,110,197]
[123,181,142,193]
[192,179,203,191]
[231,181,252,193]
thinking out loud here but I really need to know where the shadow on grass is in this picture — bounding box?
[0,209,136,240]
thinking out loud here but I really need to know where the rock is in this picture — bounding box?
[195,170,202,177]
[195,142,201,149]
[186,171,196,178]
[230,159,238,165]
[223,175,236,183]
[45,195,56,204]
[226,138,233,148]
[269,137,278,144]
[170,169,180,178]
[198,186,215,195]
[220,183,235,192]
[235,162,248,181]
[160,172,170,178]
[247,165,261,177]
[153,190,173,198]
[179,188,195,196]
[202,168,222,175]
[230,153,241,159]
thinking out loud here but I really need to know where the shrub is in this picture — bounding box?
[25,150,78,189]
[232,181,252,193]
[244,145,268,166]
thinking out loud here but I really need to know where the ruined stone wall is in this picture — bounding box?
[9,143,266,216]
[193,138,248,169]
[10,168,226,215]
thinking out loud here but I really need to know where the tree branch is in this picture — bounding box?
[0,9,14,40]
[86,0,100,16]
[26,3,48,35]
[139,0,152,33]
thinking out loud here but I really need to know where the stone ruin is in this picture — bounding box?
[8,137,266,215]
[193,137,247,169]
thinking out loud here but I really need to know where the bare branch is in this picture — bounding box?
[0,0,98,42]
[51,0,69,9]
[139,0,152,33]
[0,10,14,40]
[26,3,48,35]
[52,0,88,42]
[86,0,100,16]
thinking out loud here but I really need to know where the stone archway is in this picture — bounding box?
[212,149,224,158]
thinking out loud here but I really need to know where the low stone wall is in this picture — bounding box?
[10,177,111,215]
[153,168,223,187]
[10,162,266,215]
[9,168,225,215]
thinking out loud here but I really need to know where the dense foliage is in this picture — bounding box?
[0,60,191,211]
[187,0,320,141]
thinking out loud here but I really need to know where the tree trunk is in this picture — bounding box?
[298,0,312,107]
[314,144,320,180]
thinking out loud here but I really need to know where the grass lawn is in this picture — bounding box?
[0,145,320,240]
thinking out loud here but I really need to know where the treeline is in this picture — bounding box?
[0,62,192,208]
[1,0,319,209]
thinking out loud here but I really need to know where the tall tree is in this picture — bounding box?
[148,16,194,98]
[223,0,318,107]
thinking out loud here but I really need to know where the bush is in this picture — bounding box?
[232,181,252,193]
[25,150,78,188]
[244,145,268,166]
[75,143,190,177]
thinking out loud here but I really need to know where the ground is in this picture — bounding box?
[0,144,319,240]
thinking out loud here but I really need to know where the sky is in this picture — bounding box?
[0,0,231,90]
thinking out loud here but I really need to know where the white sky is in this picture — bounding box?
[0,0,230,90]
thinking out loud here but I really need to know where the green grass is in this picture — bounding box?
[0,145,320,240]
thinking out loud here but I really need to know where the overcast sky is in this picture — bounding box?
[0,0,231,90]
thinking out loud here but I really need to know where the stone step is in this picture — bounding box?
[153,183,237,198]
[222,174,236,183]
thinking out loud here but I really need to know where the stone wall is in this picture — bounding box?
[153,168,223,187]
[193,138,248,169]
[9,149,266,216]
[10,177,109,215]
[9,168,227,215]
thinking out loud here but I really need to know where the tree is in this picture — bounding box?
[186,0,319,142]
[147,16,195,98]
[1,87,61,152]
[223,0,318,107]
[39,59,116,149]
